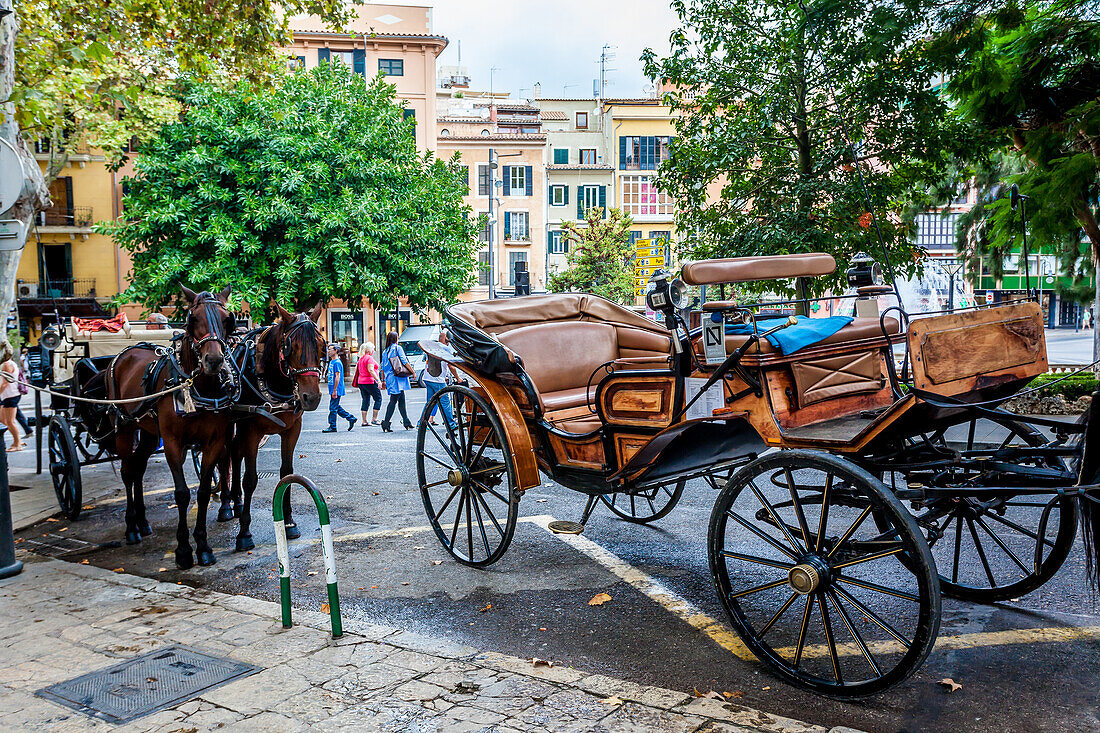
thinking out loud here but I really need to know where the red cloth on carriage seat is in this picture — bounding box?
[72,313,129,333]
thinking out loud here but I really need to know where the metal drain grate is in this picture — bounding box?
[37,645,258,724]
[23,533,111,558]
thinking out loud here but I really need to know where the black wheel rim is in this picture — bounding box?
[601,479,684,523]
[417,386,519,567]
[48,417,82,520]
[886,417,1078,602]
[710,450,939,697]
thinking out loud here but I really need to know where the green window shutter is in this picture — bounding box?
[525,166,533,196]
[564,185,569,205]
[598,186,606,215]
[353,49,365,75]
[504,212,511,240]
[577,187,584,218]
[502,166,511,196]
[619,136,627,169]
[554,148,568,165]
[318,48,330,63]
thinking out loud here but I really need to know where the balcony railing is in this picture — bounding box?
[34,139,90,156]
[20,279,98,299]
[37,206,93,227]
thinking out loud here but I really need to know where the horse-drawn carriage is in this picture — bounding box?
[417,252,1100,697]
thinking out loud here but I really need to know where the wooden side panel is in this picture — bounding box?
[451,363,541,490]
[599,375,675,428]
[547,433,605,470]
[909,303,1047,395]
[614,434,651,469]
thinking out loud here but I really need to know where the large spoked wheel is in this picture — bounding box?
[600,480,685,523]
[886,416,1078,603]
[48,415,83,520]
[417,384,520,567]
[709,450,940,697]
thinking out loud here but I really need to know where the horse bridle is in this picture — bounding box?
[187,293,235,369]
[278,315,326,380]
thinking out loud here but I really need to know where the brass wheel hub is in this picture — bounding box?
[447,468,467,487]
[788,557,829,595]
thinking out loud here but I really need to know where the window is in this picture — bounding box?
[508,166,527,196]
[504,211,529,241]
[288,56,306,70]
[550,185,567,207]
[509,251,529,285]
[622,136,641,169]
[476,164,490,196]
[575,112,588,129]
[620,136,664,170]
[549,230,567,254]
[580,148,597,165]
[649,230,671,244]
[331,51,354,66]
[628,231,643,246]
[480,129,491,136]
[581,185,600,212]
[403,109,416,121]
[916,212,961,251]
[477,212,490,243]
[621,175,674,216]
[478,251,491,286]
[656,136,672,163]
[553,148,569,165]
[379,59,404,76]
[460,166,469,189]
[440,129,451,137]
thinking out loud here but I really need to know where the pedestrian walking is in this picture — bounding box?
[322,343,357,433]
[380,331,413,432]
[1086,308,1094,330]
[353,342,382,426]
[15,349,31,437]
[0,357,24,451]
[420,329,455,430]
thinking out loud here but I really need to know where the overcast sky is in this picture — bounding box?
[426,0,682,99]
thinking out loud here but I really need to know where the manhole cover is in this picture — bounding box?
[23,533,110,558]
[37,645,258,723]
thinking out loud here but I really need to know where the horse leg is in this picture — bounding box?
[115,428,141,545]
[162,437,194,570]
[231,429,244,518]
[132,430,158,537]
[193,440,220,566]
[216,425,236,522]
[280,421,302,540]
[235,427,263,552]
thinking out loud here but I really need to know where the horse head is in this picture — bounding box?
[273,301,325,411]
[181,285,234,377]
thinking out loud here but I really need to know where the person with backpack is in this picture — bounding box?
[420,329,455,429]
[380,331,413,432]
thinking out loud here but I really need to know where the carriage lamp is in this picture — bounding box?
[645,269,686,314]
[846,252,882,289]
[40,325,61,350]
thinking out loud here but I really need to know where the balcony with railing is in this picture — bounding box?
[18,279,98,299]
[37,206,93,229]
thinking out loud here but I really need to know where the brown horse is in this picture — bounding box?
[106,286,238,569]
[215,303,325,550]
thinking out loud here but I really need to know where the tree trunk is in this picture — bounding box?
[0,10,49,361]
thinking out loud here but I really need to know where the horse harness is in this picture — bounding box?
[239,315,326,416]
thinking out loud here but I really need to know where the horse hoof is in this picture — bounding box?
[197,550,217,566]
[125,531,141,545]
[233,503,243,518]
[176,550,194,570]
[235,536,255,552]
[216,506,235,523]
[284,522,301,540]
[139,523,153,537]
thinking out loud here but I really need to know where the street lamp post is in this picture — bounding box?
[939,258,965,314]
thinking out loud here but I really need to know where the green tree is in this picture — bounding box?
[643,0,963,296]
[549,208,636,304]
[931,0,1100,352]
[106,64,479,316]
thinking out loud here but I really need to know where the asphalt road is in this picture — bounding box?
[18,389,1100,733]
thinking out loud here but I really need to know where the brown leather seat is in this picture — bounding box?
[682,253,836,286]
[723,317,900,355]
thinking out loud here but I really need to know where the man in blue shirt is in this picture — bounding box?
[322,344,356,433]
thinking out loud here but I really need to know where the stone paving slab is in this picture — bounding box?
[0,553,864,732]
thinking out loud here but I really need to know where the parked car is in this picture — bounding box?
[397,324,440,387]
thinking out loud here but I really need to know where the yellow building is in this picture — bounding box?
[16,142,130,341]
[604,99,677,250]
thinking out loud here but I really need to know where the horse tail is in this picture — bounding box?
[1077,393,1100,593]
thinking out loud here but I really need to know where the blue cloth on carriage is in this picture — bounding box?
[726,315,854,355]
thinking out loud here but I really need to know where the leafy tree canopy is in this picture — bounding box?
[106,64,479,317]
[9,0,349,182]
[548,207,636,304]
[643,0,965,296]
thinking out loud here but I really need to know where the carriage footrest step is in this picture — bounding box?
[547,520,586,535]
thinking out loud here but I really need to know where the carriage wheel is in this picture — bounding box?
[48,415,83,521]
[417,385,519,567]
[600,480,685,523]
[709,450,940,697]
[892,417,1078,603]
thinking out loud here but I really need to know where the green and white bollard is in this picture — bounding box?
[272,474,342,638]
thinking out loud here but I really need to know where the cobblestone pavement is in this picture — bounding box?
[0,553,863,732]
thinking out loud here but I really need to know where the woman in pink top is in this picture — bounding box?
[0,358,23,451]
[353,342,383,426]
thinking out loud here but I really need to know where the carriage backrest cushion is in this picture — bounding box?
[681,253,836,286]
[498,322,619,395]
